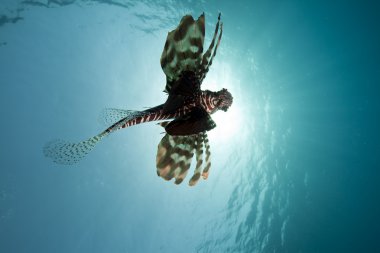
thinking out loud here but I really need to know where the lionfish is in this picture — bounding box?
[44,13,233,186]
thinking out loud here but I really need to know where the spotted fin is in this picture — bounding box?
[160,14,205,93]
[160,13,223,93]
[98,108,147,126]
[43,132,108,165]
[156,127,212,186]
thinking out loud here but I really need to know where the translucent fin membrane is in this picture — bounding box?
[98,108,146,126]
[160,14,205,92]
[156,133,196,184]
[43,132,107,165]
[156,126,211,186]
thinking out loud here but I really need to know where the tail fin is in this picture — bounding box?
[43,132,107,165]
[44,108,146,165]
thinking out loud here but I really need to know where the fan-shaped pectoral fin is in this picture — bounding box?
[160,14,205,93]
[156,119,213,186]
[156,134,196,184]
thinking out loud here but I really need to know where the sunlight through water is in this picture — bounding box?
[2,1,377,253]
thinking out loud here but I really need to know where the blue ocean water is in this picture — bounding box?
[1,1,379,252]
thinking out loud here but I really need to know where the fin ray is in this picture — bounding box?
[43,132,107,165]
[98,108,145,126]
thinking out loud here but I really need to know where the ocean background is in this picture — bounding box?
[1,1,379,252]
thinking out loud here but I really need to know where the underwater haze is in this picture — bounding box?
[1,0,379,252]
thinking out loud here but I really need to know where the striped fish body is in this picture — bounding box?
[104,89,221,135]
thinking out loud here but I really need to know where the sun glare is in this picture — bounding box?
[205,62,243,143]
[209,104,242,142]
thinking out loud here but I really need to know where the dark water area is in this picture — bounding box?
[1,1,379,252]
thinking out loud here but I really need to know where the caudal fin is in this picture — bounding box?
[43,132,107,165]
